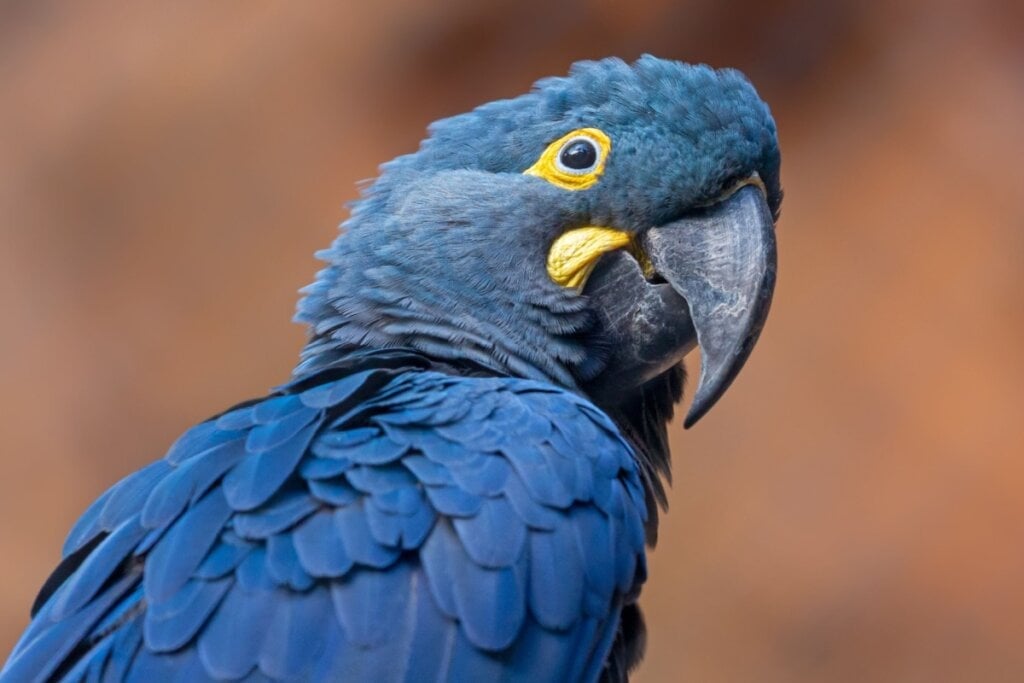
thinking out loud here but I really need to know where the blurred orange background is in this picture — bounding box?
[2,1,1023,681]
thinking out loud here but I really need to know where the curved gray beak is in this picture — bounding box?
[583,184,776,427]
[642,184,777,426]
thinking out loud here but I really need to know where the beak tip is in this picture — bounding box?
[681,382,718,429]
[681,333,757,429]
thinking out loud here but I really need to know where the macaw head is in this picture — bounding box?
[297,55,780,485]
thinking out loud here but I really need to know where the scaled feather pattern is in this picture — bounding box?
[5,357,646,682]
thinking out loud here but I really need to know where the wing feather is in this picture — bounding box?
[3,364,647,683]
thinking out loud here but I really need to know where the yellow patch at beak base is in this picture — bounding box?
[547,227,635,290]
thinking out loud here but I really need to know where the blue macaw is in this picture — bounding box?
[2,56,780,682]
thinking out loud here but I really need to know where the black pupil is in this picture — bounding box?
[559,139,597,170]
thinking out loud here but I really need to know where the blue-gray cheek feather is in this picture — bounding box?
[295,171,610,388]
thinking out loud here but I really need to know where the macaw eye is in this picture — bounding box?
[557,137,599,173]
[524,127,611,191]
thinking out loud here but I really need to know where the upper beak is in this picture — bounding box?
[583,183,776,427]
[642,184,777,427]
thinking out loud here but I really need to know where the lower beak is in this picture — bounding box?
[642,184,777,427]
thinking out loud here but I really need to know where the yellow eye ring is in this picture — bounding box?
[524,127,611,191]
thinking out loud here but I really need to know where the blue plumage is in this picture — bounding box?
[452,496,525,567]
[144,577,230,651]
[233,489,319,539]
[4,55,782,681]
[48,517,146,620]
[144,487,233,602]
[4,363,647,681]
